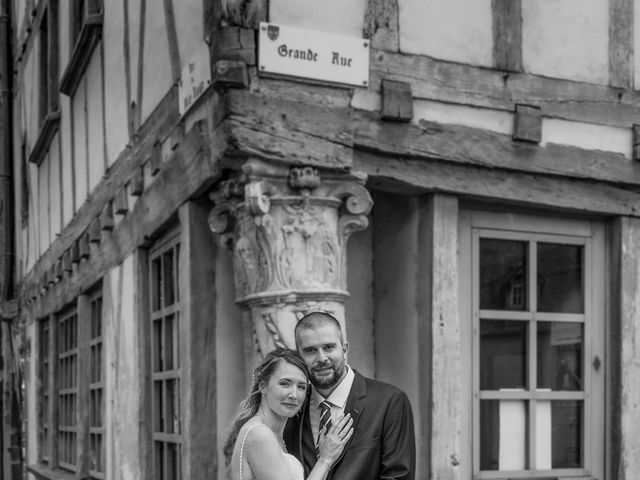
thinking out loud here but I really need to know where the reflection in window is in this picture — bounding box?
[480,320,527,390]
[538,243,584,313]
[537,322,583,391]
[480,239,528,310]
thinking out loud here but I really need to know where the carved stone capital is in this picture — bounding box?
[209,159,373,358]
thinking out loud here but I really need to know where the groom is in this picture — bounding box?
[284,310,415,480]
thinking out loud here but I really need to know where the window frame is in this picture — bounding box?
[149,231,183,480]
[31,283,105,479]
[59,0,103,97]
[460,211,606,480]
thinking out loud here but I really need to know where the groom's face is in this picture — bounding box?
[297,322,348,390]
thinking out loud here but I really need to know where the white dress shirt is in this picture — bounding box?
[309,365,355,441]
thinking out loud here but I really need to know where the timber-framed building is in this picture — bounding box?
[3,0,640,479]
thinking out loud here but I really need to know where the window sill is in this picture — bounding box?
[28,110,61,166]
[27,464,75,480]
[59,13,103,96]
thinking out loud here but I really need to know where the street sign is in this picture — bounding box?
[258,22,370,87]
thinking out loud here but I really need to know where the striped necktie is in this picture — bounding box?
[316,400,332,453]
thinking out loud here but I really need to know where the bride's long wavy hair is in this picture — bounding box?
[223,348,309,466]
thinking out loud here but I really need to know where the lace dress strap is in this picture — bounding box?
[239,423,261,480]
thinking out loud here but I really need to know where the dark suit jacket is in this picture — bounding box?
[284,370,415,480]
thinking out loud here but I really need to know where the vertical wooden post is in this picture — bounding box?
[179,200,218,480]
[609,0,633,89]
[610,217,640,479]
[47,314,58,469]
[136,248,152,480]
[492,0,522,71]
[425,194,461,480]
[76,294,91,478]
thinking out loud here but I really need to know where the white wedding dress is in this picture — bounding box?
[237,421,305,480]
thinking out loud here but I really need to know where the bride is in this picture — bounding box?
[224,348,353,480]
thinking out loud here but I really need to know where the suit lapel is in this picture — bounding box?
[330,370,367,473]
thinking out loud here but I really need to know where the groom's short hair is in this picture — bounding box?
[294,310,344,346]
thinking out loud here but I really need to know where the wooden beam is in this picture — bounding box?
[609,0,634,89]
[352,110,640,187]
[381,79,413,122]
[513,104,541,143]
[21,122,218,318]
[227,90,354,170]
[162,0,181,82]
[363,0,399,52]
[492,0,522,71]
[179,200,218,480]
[370,49,640,128]
[355,151,640,217]
[633,124,640,161]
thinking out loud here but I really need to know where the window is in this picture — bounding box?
[89,291,105,478]
[462,212,605,480]
[29,1,60,166]
[57,307,79,471]
[60,0,103,96]
[150,235,182,480]
[38,319,51,463]
[32,285,105,478]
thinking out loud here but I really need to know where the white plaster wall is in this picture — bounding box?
[103,0,130,166]
[522,0,609,84]
[541,119,632,159]
[399,0,493,67]
[24,45,37,154]
[270,0,366,37]
[72,79,88,210]
[104,257,141,480]
[28,163,38,266]
[140,1,173,123]
[86,50,105,194]
[215,251,246,480]
[413,99,513,135]
[174,0,204,70]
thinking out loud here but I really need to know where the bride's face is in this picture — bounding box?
[261,360,308,418]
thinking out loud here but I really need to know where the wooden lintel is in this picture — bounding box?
[214,60,249,90]
[370,49,640,128]
[62,250,72,273]
[381,79,413,122]
[356,152,640,218]
[633,124,640,161]
[100,202,115,231]
[79,233,91,258]
[215,26,256,65]
[353,109,640,187]
[513,104,542,143]
[114,187,129,214]
[148,141,162,177]
[130,168,144,196]
[89,218,102,243]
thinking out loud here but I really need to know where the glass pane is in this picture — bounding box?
[538,243,584,313]
[480,320,527,390]
[164,314,174,371]
[480,239,528,310]
[537,322,583,391]
[480,400,528,471]
[551,401,583,468]
[163,250,175,307]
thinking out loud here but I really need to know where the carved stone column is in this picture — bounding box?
[209,159,373,360]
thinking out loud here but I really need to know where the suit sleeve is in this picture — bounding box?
[380,390,416,480]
